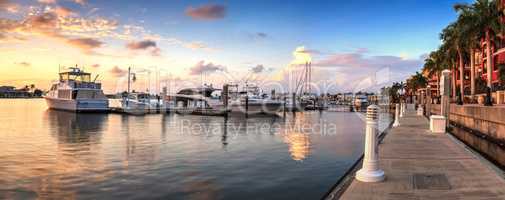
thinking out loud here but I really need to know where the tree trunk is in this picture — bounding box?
[452,64,457,100]
[458,49,464,103]
[470,48,475,97]
[486,30,493,88]
[437,72,440,97]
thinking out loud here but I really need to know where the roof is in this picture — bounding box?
[59,67,91,76]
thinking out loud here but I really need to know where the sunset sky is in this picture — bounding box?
[0,0,468,93]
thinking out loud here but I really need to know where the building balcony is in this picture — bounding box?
[455,79,471,86]
[481,70,500,83]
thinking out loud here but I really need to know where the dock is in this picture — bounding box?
[327,107,505,199]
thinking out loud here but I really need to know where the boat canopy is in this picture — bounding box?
[177,87,218,97]
[59,68,91,82]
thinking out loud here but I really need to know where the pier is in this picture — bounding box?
[326,106,505,199]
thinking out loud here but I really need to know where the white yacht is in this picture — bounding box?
[45,67,108,112]
[228,84,283,115]
[172,85,228,115]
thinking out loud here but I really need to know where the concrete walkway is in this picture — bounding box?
[335,110,505,200]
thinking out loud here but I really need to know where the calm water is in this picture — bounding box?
[0,99,391,200]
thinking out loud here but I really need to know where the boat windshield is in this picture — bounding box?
[59,72,91,82]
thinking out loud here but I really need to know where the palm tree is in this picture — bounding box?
[423,50,447,97]
[407,72,428,93]
[454,3,482,98]
[468,0,503,88]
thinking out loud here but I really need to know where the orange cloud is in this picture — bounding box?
[0,0,18,13]
[53,6,75,17]
[126,39,161,56]
[66,38,103,53]
[74,0,86,5]
[189,60,226,75]
[185,4,226,20]
[109,66,127,77]
[37,0,56,4]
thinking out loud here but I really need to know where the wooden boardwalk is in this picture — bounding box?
[332,109,505,200]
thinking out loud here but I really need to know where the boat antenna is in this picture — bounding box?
[93,74,99,83]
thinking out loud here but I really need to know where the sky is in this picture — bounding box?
[0,0,470,93]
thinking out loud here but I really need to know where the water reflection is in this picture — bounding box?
[46,110,106,144]
[7,110,111,199]
[47,111,110,178]
[0,99,392,200]
[281,112,312,161]
[282,133,311,161]
[222,117,229,147]
[181,171,220,200]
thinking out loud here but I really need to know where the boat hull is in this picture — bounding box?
[229,102,283,115]
[44,97,109,112]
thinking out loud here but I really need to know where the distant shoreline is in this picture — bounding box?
[0,97,43,99]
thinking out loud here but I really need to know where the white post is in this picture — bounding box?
[440,70,451,119]
[417,106,424,116]
[356,105,385,182]
[393,103,400,127]
[400,102,404,117]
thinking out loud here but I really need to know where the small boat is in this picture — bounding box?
[228,84,283,115]
[172,85,229,116]
[44,67,109,112]
[354,95,368,111]
[110,93,165,115]
[284,97,302,112]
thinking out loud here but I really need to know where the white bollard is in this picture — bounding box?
[400,102,404,117]
[356,105,385,182]
[393,104,400,127]
[417,106,424,116]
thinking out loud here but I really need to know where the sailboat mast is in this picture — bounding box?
[127,67,131,94]
[305,62,308,94]
[308,62,311,94]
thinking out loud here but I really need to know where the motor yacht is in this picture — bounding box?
[44,67,108,112]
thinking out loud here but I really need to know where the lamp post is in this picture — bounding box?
[398,87,405,117]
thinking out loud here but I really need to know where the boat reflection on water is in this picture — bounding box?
[8,110,111,199]
[46,110,107,144]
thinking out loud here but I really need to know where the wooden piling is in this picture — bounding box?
[283,96,287,117]
[223,84,229,116]
[292,92,296,112]
[245,96,249,118]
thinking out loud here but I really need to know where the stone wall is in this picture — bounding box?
[430,104,441,116]
[448,105,505,168]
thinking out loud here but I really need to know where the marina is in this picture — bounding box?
[3,0,505,199]
[45,66,372,117]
